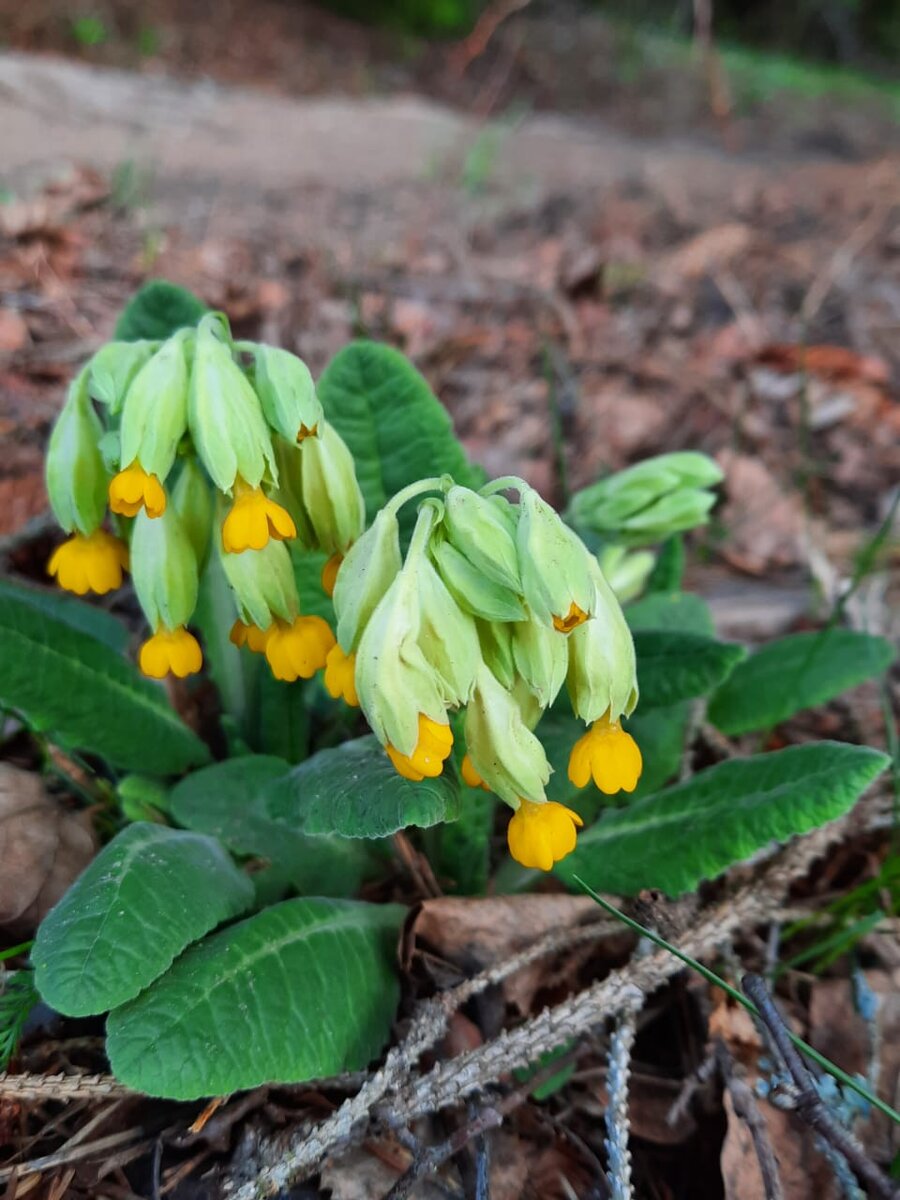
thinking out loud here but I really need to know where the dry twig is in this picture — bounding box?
[742,974,898,1200]
[225,815,853,1198]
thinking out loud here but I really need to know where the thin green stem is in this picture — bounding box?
[0,942,32,963]
[384,477,449,518]
[479,475,531,498]
[572,877,900,1126]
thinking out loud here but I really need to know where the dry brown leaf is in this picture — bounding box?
[0,167,108,239]
[716,449,805,574]
[403,894,600,1014]
[0,765,96,935]
[655,222,752,289]
[757,343,890,387]
[0,310,29,354]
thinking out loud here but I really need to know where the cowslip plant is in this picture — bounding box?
[0,279,890,1100]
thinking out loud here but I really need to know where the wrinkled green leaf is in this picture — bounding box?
[318,341,482,537]
[0,592,209,773]
[106,897,404,1098]
[170,757,373,896]
[0,576,127,652]
[263,734,461,838]
[556,742,889,896]
[633,630,744,709]
[115,280,208,342]
[709,629,895,735]
[33,824,253,1016]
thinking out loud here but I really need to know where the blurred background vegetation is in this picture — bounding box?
[325,0,900,64]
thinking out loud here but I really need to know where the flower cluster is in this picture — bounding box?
[45,313,365,680]
[331,475,643,872]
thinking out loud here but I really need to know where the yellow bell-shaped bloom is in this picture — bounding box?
[507,799,583,871]
[109,461,167,519]
[139,626,203,679]
[324,644,359,707]
[229,620,271,654]
[47,529,128,596]
[264,615,335,682]
[321,552,343,598]
[386,714,453,782]
[461,753,490,791]
[222,478,296,554]
[568,713,643,795]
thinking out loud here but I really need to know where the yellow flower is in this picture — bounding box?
[222,479,297,554]
[297,422,318,442]
[552,601,589,634]
[321,551,343,598]
[229,619,271,654]
[507,799,583,871]
[139,626,203,679]
[567,713,643,795]
[265,615,335,682]
[324,644,359,706]
[47,530,129,596]
[461,753,490,791]
[386,714,453,781]
[108,461,166,518]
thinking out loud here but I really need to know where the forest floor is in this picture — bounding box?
[0,3,898,1197]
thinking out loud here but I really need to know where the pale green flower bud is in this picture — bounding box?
[464,663,550,805]
[188,314,277,493]
[566,561,638,724]
[355,569,447,755]
[334,507,402,653]
[131,506,199,632]
[171,459,214,566]
[597,544,656,604]
[218,536,299,629]
[119,330,191,482]
[248,345,323,443]
[511,611,568,709]
[568,452,723,545]
[88,340,157,414]
[45,371,108,535]
[475,619,515,690]
[517,487,594,631]
[443,486,521,592]
[299,420,365,555]
[416,556,480,707]
[430,534,525,623]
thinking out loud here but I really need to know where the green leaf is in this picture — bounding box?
[317,341,482,537]
[626,591,714,636]
[114,281,208,342]
[106,897,404,1098]
[434,789,495,894]
[645,535,685,593]
[0,592,210,773]
[263,735,461,838]
[290,546,335,625]
[33,823,253,1016]
[633,630,745,709]
[0,577,127,652]
[556,742,889,897]
[708,629,896,735]
[170,757,374,896]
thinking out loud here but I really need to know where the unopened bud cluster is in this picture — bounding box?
[45,313,364,681]
[332,475,644,871]
[568,452,723,547]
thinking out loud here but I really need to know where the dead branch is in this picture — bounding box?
[225,813,853,1198]
[742,974,898,1200]
[715,1041,785,1200]
[0,1072,132,1100]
